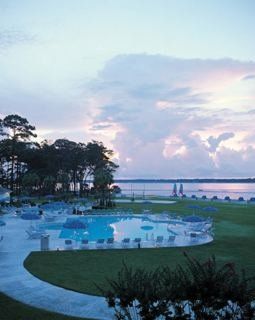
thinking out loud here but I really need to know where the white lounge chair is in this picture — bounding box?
[167,235,176,245]
[64,239,73,250]
[190,233,197,242]
[121,238,130,248]
[133,238,141,248]
[96,239,105,249]
[44,214,56,222]
[80,239,89,249]
[14,209,22,217]
[26,229,46,239]
[155,236,164,247]
[201,224,212,233]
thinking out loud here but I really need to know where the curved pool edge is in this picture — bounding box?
[0,213,214,319]
[0,215,114,319]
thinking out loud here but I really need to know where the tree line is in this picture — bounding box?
[0,114,118,203]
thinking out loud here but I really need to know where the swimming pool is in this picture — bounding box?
[41,215,178,242]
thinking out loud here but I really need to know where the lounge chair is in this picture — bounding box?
[202,224,212,233]
[26,229,46,239]
[121,238,130,248]
[64,239,73,250]
[80,239,89,249]
[14,209,22,217]
[190,233,197,242]
[133,238,141,248]
[155,236,164,247]
[106,238,114,249]
[167,235,176,245]
[96,238,105,249]
[44,214,55,222]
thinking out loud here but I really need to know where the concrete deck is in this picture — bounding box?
[0,212,213,319]
[0,215,114,319]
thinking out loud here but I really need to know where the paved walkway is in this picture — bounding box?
[0,216,114,319]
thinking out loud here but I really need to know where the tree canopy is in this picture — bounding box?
[0,114,118,200]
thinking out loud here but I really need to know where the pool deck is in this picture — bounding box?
[0,215,114,319]
[0,213,213,319]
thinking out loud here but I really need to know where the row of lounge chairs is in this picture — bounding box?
[26,226,47,239]
[90,208,134,215]
[64,235,176,250]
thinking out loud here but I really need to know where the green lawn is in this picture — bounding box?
[0,292,91,320]
[24,199,255,296]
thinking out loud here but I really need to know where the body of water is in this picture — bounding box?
[117,182,255,200]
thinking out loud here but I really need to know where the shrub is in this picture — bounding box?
[98,254,255,320]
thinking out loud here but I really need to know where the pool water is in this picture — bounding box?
[141,225,154,231]
[39,222,63,230]
[41,215,178,242]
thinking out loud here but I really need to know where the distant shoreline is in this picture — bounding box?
[114,179,255,183]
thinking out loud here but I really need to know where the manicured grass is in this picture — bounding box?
[24,199,255,296]
[0,292,91,320]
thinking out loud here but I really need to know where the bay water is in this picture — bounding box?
[116,182,255,200]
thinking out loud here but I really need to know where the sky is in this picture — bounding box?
[0,0,255,178]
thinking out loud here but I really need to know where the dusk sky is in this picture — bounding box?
[1,0,255,178]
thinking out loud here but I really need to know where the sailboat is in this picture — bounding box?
[179,183,184,196]
[172,183,177,196]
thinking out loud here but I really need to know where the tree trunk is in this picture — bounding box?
[73,170,76,195]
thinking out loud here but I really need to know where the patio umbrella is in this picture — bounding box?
[63,219,88,242]
[187,204,200,214]
[21,213,41,220]
[183,215,205,223]
[172,183,177,196]
[21,212,41,227]
[63,220,87,229]
[203,207,218,213]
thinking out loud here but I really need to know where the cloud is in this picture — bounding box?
[97,54,255,92]
[242,74,255,81]
[2,51,255,177]
[0,29,36,50]
[84,54,255,178]
[215,146,255,177]
[207,132,235,152]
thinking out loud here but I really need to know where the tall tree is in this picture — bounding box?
[93,167,114,207]
[0,119,3,136]
[0,115,119,197]
[22,172,40,194]
[85,141,118,179]
[53,139,83,194]
[0,114,37,192]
